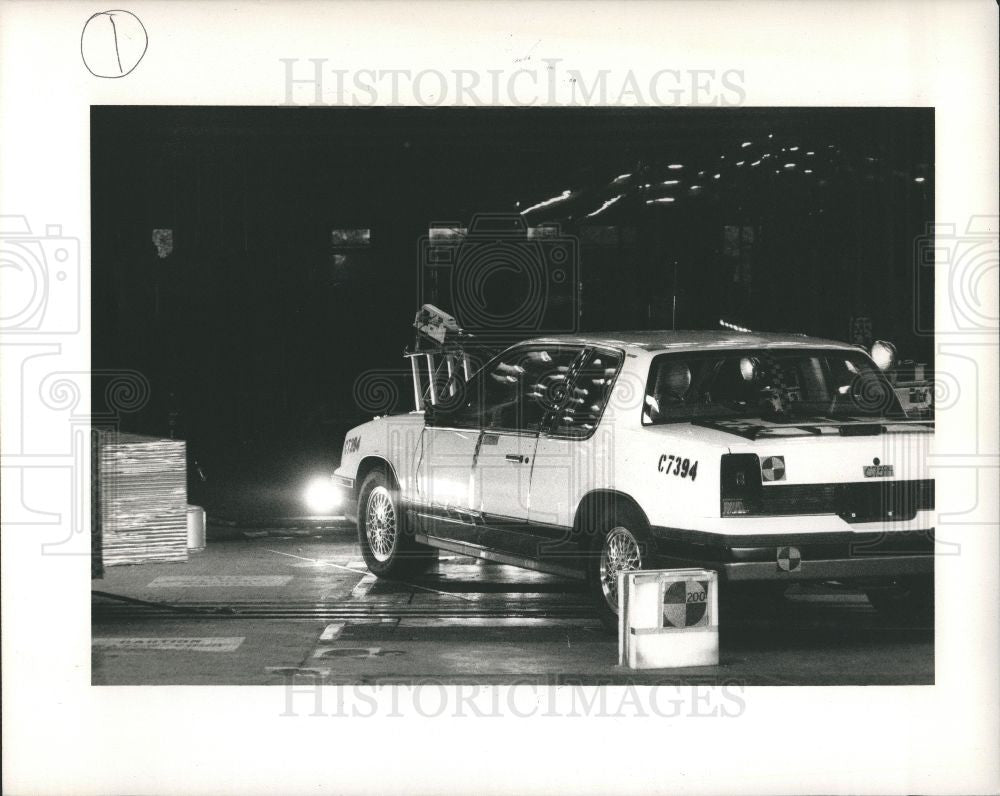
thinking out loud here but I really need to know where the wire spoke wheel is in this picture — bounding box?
[365,486,397,562]
[598,526,642,611]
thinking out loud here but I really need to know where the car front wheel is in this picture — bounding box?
[357,468,434,578]
[586,514,644,632]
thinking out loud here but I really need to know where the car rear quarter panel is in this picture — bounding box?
[593,352,725,531]
[610,424,725,530]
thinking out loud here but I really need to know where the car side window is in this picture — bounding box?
[476,346,584,433]
[550,348,623,437]
[433,372,481,428]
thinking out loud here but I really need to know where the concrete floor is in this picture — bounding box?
[91,532,933,686]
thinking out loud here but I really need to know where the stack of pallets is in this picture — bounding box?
[98,432,188,566]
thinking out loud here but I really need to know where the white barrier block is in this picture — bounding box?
[619,568,719,669]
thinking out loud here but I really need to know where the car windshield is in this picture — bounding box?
[642,348,907,425]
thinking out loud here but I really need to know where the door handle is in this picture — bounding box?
[505,454,526,464]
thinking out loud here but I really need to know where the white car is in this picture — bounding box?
[334,331,934,628]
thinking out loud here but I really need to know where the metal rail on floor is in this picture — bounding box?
[92,598,597,622]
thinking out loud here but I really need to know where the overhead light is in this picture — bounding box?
[520,190,572,214]
[697,171,705,177]
[751,160,761,167]
[741,141,752,148]
[713,173,721,180]
[804,169,813,174]
[587,194,624,218]
[646,197,675,204]
[789,146,799,151]
[768,133,774,139]
[806,151,815,156]
[719,318,752,332]
[784,163,796,169]
[668,164,684,170]
[614,172,632,181]
[661,179,679,185]
[736,160,745,167]
[914,176,926,183]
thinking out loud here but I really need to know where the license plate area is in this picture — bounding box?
[836,482,922,523]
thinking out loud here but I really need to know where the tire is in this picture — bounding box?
[584,504,646,633]
[865,575,933,627]
[357,468,435,578]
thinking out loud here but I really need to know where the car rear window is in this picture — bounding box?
[642,348,905,425]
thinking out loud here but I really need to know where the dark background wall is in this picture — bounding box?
[91,107,933,518]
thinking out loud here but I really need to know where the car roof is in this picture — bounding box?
[522,329,862,353]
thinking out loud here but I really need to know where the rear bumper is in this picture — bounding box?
[649,526,935,582]
[713,555,932,582]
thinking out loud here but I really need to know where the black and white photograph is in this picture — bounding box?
[89,105,937,686]
[1,2,997,795]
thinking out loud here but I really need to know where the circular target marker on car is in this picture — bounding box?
[662,579,710,628]
[761,455,786,482]
[777,546,801,572]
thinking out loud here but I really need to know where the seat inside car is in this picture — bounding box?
[644,360,692,422]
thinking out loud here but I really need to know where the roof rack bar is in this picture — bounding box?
[409,355,424,411]
[425,354,437,405]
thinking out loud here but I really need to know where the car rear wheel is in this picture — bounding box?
[357,468,435,578]
[586,510,645,632]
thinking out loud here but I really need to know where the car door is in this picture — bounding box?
[473,344,586,556]
[412,379,483,544]
[529,347,625,562]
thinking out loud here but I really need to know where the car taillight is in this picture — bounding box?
[720,453,762,516]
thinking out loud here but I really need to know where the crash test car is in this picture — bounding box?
[334,330,934,629]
